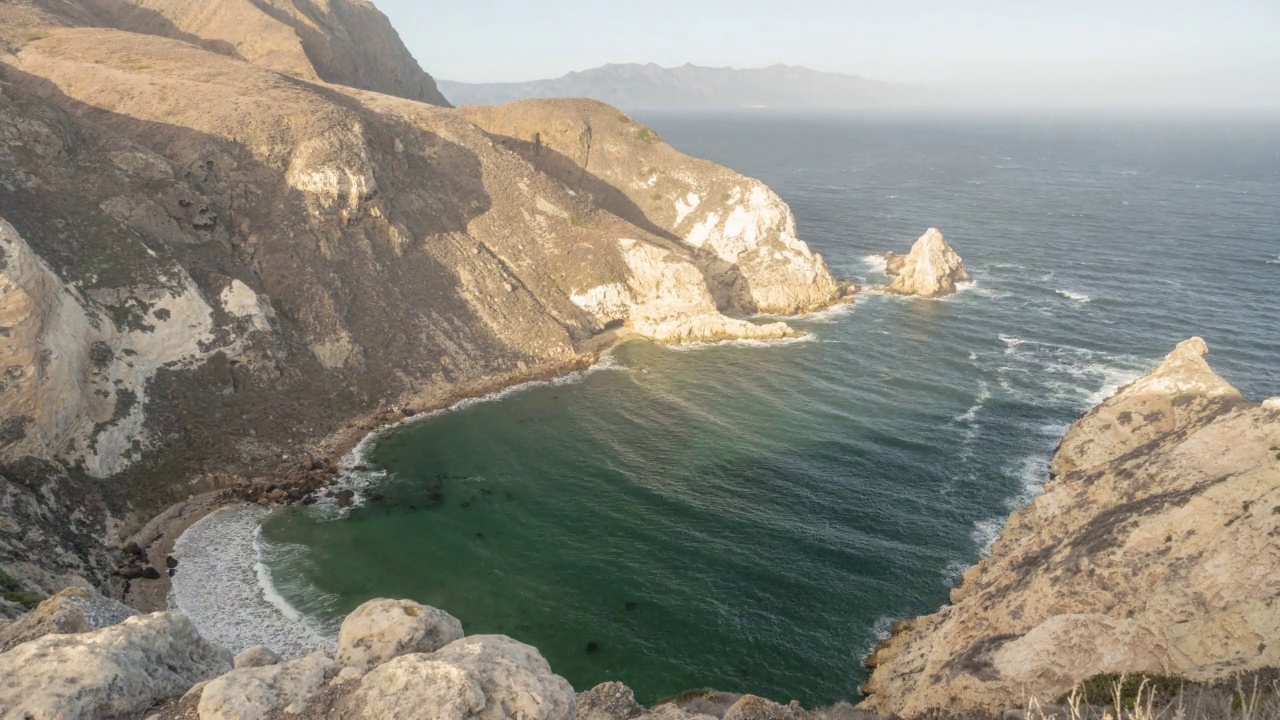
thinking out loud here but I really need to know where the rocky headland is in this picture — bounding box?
[880,228,970,298]
[0,0,847,605]
[860,338,1280,716]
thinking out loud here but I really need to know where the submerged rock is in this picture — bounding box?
[0,586,137,653]
[860,338,1280,716]
[882,228,971,298]
[340,635,576,720]
[336,598,465,671]
[0,611,232,719]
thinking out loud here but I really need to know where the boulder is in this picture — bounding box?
[233,645,282,669]
[196,650,339,720]
[577,682,644,720]
[340,635,575,720]
[0,586,137,653]
[0,611,232,719]
[723,695,805,720]
[883,228,971,298]
[336,598,464,671]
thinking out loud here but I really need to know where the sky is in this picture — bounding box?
[374,0,1280,110]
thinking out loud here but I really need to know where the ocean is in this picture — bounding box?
[171,112,1280,706]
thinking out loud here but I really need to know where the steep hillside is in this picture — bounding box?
[2,0,451,105]
[0,16,843,596]
[439,63,922,110]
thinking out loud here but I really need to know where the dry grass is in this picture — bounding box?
[1025,673,1280,720]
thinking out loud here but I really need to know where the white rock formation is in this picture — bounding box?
[196,650,338,720]
[336,598,465,671]
[883,228,971,298]
[0,612,232,719]
[571,239,795,343]
[340,635,576,720]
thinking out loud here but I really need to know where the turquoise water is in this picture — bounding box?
[238,115,1278,706]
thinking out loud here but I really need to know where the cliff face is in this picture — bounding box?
[0,10,841,594]
[861,339,1280,716]
[7,0,452,106]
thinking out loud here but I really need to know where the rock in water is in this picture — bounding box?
[883,228,971,298]
[340,635,576,720]
[859,338,1280,717]
[337,598,465,671]
[0,612,232,719]
[0,586,137,653]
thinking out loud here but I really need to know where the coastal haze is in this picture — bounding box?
[438,63,927,110]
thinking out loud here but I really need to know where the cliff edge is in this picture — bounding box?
[861,338,1279,716]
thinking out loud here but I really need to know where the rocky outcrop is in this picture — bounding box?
[339,635,577,720]
[197,650,339,719]
[881,228,970,298]
[0,586,135,652]
[0,611,232,718]
[336,597,465,671]
[0,4,843,591]
[860,338,1279,716]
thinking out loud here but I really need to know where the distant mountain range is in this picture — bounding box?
[438,63,927,110]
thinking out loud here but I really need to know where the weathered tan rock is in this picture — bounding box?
[196,650,338,720]
[336,598,465,671]
[883,228,970,298]
[232,645,281,669]
[723,695,805,720]
[0,611,232,719]
[0,586,137,652]
[577,682,645,720]
[340,634,576,720]
[860,339,1279,717]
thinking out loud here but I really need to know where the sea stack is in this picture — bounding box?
[883,228,971,298]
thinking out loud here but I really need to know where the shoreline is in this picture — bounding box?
[120,326,634,612]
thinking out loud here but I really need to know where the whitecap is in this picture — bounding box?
[659,333,818,353]
[1267,255,1280,265]
[998,335,1025,353]
[171,505,335,657]
[861,254,888,273]
[971,518,1004,557]
[1055,289,1092,303]
[954,381,991,424]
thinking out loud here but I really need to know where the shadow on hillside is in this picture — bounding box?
[75,0,240,58]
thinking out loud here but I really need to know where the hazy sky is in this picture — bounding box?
[375,0,1280,110]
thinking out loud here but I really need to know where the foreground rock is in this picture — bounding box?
[336,597,465,670]
[881,228,970,298]
[0,611,232,718]
[340,635,576,720]
[0,586,136,652]
[860,338,1280,716]
[197,650,339,719]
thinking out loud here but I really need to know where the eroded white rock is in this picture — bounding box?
[341,635,575,720]
[884,228,971,298]
[336,598,465,671]
[197,650,338,720]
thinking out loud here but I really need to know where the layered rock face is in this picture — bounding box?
[881,228,970,298]
[861,339,1280,717]
[0,4,842,593]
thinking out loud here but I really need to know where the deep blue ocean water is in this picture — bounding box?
[173,114,1280,707]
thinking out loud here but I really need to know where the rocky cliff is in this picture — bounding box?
[0,2,843,598]
[881,228,969,298]
[860,338,1280,716]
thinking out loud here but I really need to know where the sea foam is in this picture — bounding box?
[1055,289,1092,303]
